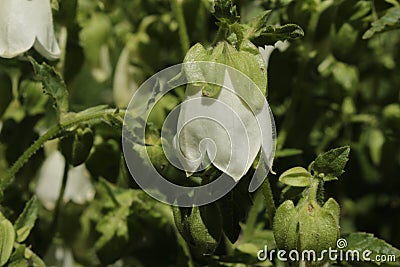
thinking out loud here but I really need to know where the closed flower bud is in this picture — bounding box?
[173,204,222,255]
[274,197,340,263]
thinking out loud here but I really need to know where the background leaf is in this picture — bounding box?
[14,196,39,243]
[363,7,400,39]
[344,232,400,265]
[312,146,350,180]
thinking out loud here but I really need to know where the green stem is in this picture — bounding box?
[0,108,122,196]
[261,177,276,225]
[10,69,21,100]
[241,191,263,241]
[307,178,319,203]
[212,26,228,45]
[171,0,190,55]
[51,159,69,235]
[56,26,68,75]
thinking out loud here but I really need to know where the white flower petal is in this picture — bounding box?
[258,45,275,68]
[0,0,60,59]
[275,40,290,52]
[257,41,290,68]
[31,0,61,59]
[36,151,94,209]
[0,0,36,58]
[176,70,263,181]
[113,45,139,107]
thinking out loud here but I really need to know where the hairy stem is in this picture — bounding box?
[171,0,190,55]
[261,177,276,225]
[241,191,263,241]
[0,108,122,197]
[51,159,69,235]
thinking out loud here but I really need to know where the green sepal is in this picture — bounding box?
[279,167,312,187]
[14,196,39,243]
[184,41,268,114]
[273,200,299,252]
[297,200,339,255]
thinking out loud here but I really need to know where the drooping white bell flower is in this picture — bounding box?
[36,151,95,210]
[0,0,61,60]
[258,40,290,67]
[175,69,275,182]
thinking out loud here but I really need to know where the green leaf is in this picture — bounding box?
[0,217,15,266]
[210,0,239,25]
[94,180,136,249]
[312,146,350,180]
[275,148,303,158]
[19,81,48,116]
[363,7,400,39]
[79,13,112,81]
[279,167,312,187]
[368,128,385,166]
[7,244,26,267]
[246,12,304,46]
[14,196,39,243]
[344,232,400,265]
[29,57,69,118]
[318,55,359,91]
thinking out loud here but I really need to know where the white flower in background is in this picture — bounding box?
[0,0,60,60]
[36,151,95,210]
[113,44,140,108]
[258,40,290,67]
[44,244,74,267]
[175,70,274,182]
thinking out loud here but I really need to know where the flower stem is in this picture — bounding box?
[171,0,190,55]
[212,27,228,45]
[261,177,276,225]
[51,159,69,235]
[241,191,263,241]
[0,108,123,198]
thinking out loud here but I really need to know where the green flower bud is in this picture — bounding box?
[274,185,340,263]
[297,198,340,253]
[59,128,94,167]
[273,200,299,252]
[173,204,222,255]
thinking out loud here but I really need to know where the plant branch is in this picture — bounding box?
[261,176,276,225]
[50,158,69,235]
[0,108,123,198]
[171,0,190,55]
